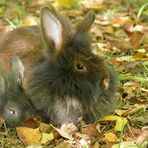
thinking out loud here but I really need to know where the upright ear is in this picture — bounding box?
[9,56,25,86]
[0,75,6,93]
[75,11,95,34]
[41,5,71,53]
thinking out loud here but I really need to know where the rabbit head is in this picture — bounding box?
[41,6,110,85]
[0,56,36,127]
[28,5,116,125]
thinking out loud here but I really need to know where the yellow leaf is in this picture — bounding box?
[23,16,38,26]
[101,115,127,131]
[115,117,127,132]
[16,127,41,146]
[103,132,117,142]
[115,109,128,116]
[57,0,79,9]
[40,133,54,144]
[39,123,53,133]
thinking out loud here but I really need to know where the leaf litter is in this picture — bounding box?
[0,0,148,147]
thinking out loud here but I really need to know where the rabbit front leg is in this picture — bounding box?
[50,96,83,127]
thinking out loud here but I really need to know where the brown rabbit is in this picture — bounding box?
[0,5,116,126]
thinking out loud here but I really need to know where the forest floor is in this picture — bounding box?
[0,0,148,147]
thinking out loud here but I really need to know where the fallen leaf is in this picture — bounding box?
[16,127,41,146]
[26,145,43,148]
[134,128,148,145]
[112,16,131,27]
[79,139,89,148]
[123,104,146,116]
[51,125,73,140]
[60,123,78,134]
[100,115,127,131]
[133,53,148,61]
[24,116,41,129]
[40,133,54,144]
[82,124,101,137]
[103,132,117,142]
[64,10,83,17]
[56,0,80,9]
[136,48,147,53]
[23,16,38,26]
[112,141,148,148]
[55,141,71,148]
[115,109,128,116]
[125,24,144,48]
[39,123,53,133]
[131,115,148,124]
[83,3,107,10]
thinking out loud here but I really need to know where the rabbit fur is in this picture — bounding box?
[0,5,117,126]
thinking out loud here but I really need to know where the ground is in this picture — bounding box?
[0,0,147,147]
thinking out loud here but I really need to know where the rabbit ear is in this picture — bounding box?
[75,11,95,34]
[0,75,6,93]
[9,56,25,86]
[41,5,71,52]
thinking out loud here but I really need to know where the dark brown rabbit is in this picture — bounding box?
[28,6,117,125]
[0,56,36,127]
[0,5,116,126]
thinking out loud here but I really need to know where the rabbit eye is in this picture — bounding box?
[75,63,86,71]
[9,109,18,116]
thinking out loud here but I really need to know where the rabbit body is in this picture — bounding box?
[27,6,117,126]
[0,57,35,127]
[0,26,44,71]
[0,5,117,126]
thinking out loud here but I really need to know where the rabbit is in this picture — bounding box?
[27,6,117,126]
[0,56,36,127]
[0,5,117,126]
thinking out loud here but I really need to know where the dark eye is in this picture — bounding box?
[10,110,18,116]
[75,63,86,71]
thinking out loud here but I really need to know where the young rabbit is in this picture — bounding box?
[27,6,117,126]
[0,56,35,127]
[0,5,116,126]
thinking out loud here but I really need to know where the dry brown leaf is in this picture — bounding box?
[60,123,78,134]
[125,24,144,48]
[130,32,144,48]
[24,116,41,129]
[112,16,131,27]
[51,125,73,140]
[135,128,148,145]
[16,127,41,146]
[82,124,101,137]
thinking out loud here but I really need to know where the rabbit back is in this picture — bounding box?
[0,26,44,71]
